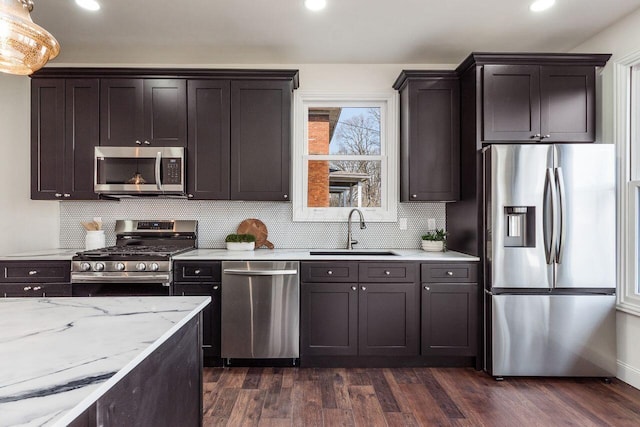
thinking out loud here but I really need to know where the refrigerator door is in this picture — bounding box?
[486,144,554,289]
[491,294,616,377]
[554,144,616,289]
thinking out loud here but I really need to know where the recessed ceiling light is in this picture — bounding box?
[530,0,555,12]
[305,0,327,12]
[75,0,101,12]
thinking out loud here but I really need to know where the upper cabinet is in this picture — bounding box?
[393,71,460,202]
[100,79,187,147]
[483,64,595,142]
[31,78,100,200]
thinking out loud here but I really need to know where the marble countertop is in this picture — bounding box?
[0,249,83,261]
[174,248,480,261]
[0,296,210,427]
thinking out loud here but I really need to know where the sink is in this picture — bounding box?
[309,251,398,256]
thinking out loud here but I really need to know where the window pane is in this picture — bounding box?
[308,160,381,207]
[308,107,381,155]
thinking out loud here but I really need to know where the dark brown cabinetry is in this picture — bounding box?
[230,80,292,201]
[394,71,460,202]
[100,79,187,147]
[483,64,595,142]
[421,263,478,356]
[0,261,72,297]
[174,261,222,366]
[300,262,419,358]
[31,79,99,200]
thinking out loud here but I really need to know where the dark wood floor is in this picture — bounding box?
[202,367,640,426]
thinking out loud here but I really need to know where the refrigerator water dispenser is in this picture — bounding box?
[504,206,535,247]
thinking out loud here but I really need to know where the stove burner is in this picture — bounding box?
[78,245,191,257]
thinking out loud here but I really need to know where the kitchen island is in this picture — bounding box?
[0,296,210,427]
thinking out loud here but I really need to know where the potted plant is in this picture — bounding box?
[421,229,447,252]
[225,233,256,251]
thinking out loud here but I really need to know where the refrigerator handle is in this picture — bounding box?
[544,168,558,265]
[555,167,567,264]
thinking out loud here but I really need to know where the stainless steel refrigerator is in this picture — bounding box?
[484,144,616,377]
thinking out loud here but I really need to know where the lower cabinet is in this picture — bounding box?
[173,261,222,366]
[300,261,420,358]
[0,282,71,297]
[0,261,71,297]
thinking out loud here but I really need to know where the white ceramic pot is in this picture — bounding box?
[85,230,106,250]
[421,240,444,252]
[226,241,255,251]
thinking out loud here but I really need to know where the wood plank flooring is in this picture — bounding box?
[202,367,640,426]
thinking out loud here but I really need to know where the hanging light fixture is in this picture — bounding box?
[0,0,60,75]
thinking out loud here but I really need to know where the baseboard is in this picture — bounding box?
[617,360,640,389]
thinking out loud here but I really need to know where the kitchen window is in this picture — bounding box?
[614,51,640,315]
[292,92,398,222]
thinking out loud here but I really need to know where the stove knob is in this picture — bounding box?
[115,262,126,271]
[80,262,91,272]
[94,262,105,272]
[149,263,160,272]
[136,263,147,271]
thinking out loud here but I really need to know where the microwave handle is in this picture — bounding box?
[155,151,162,191]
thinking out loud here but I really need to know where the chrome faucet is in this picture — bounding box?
[346,208,366,250]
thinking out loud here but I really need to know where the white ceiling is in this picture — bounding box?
[32,0,640,65]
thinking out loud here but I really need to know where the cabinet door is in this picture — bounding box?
[174,283,221,362]
[403,79,460,201]
[144,79,187,147]
[301,282,358,356]
[483,65,541,141]
[358,283,419,356]
[230,80,291,201]
[100,79,144,146]
[422,283,477,356]
[1,283,71,297]
[187,80,230,199]
[540,66,595,142]
[65,79,100,199]
[31,79,65,200]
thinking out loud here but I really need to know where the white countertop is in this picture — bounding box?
[0,249,82,261]
[173,248,479,261]
[0,296,210,427]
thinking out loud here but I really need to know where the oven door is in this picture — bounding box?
[94,146,185,195]
[71,272,172,296]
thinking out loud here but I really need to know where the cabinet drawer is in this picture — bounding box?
[174,261,221,282]
[301,262,358,283]
[359,262,417,283]
[0,262,70,283]
[0,282,72,297]
[421,263,478,283]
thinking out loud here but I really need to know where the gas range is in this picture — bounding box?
[71,220,197,282]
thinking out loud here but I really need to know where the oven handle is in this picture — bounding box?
[155,151,163,191]
[71,273,171,284]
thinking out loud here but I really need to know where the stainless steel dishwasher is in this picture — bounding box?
[221,261,299,362]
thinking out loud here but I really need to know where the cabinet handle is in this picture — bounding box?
[135,140,142,145]
[384,270,390,275]
[54,193,62,198]
[412,194,417,198]
[144,140,151,145]
[424,286,430,290]
[188,194,194,198]
[542,134,551,139]
[351,286,357,291]
[63,194,71,198]
[532,134,542,139]
[33,286,42,291]
[213,285,219,290]
[28,270,38,275]
[23,286,32,291]
[361,286,366,291]
[283,194,288,199]
[327,270,333,275]
[194,269,201,275]
[447,271,454,276]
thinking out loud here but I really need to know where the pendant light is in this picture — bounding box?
[0,0,60,75]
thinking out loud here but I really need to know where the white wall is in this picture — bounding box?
[572,8,640,389]
[0,74,59,255]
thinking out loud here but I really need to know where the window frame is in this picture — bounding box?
[292,91,398,222]
[614,50,640,315]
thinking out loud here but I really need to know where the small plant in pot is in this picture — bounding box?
[225,233,256,251]
[421,229,447,252]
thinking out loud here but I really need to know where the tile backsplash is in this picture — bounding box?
[60,200,445,249]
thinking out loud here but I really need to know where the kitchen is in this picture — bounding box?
[2,0,640,425]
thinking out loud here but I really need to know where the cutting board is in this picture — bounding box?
[237,219,274,249]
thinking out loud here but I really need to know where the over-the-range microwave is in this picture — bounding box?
[94,147,185,196]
